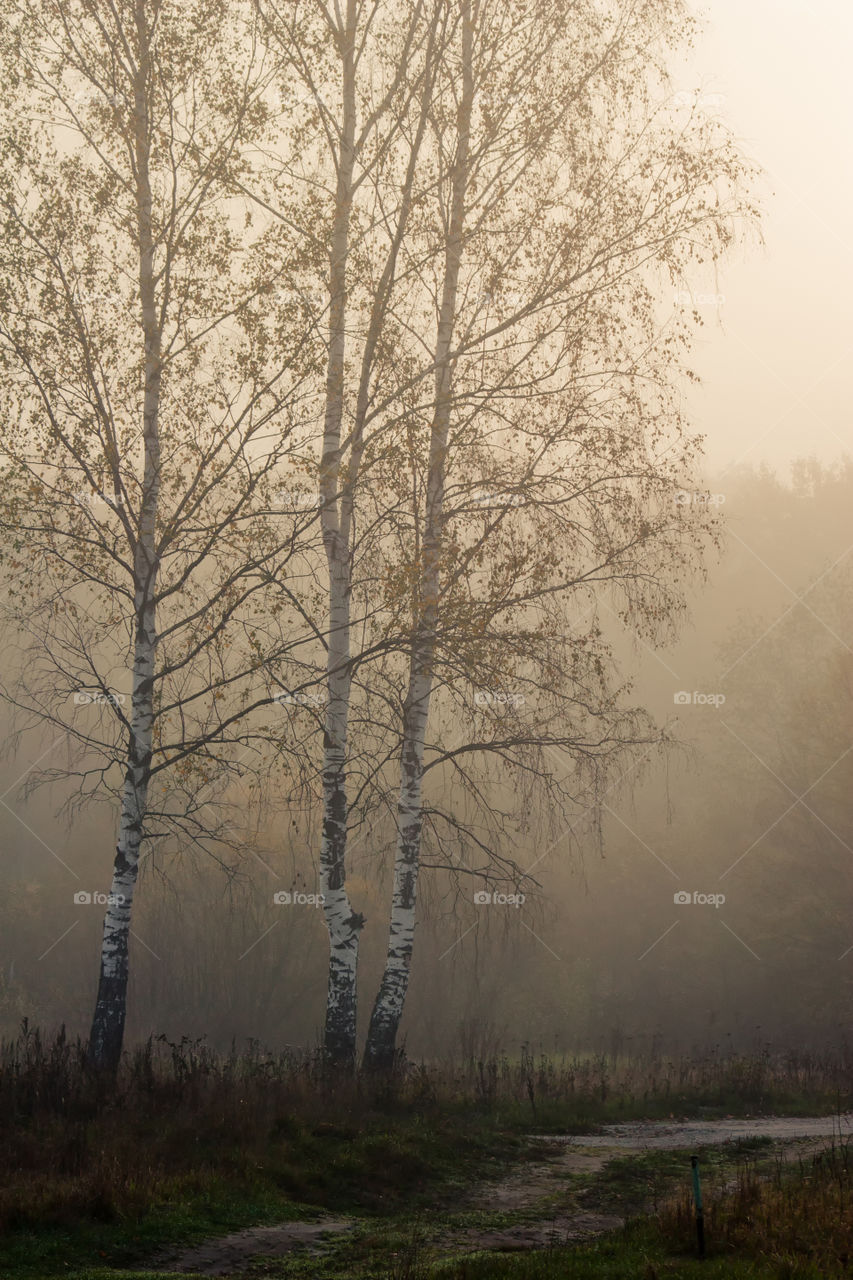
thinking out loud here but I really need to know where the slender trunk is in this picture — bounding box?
[87,664,154,1070]
[320,552,363,1068]
[364,0,473,1072]
[88,8,160,1073]
[362,657,431,1070]
[318,0,362,1069]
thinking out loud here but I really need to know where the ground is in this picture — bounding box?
[4,1042,852,1280]
[73,1117,853,1279]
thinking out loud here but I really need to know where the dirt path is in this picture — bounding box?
[152,1218,354,1275]
[442,1143,623,1253]
[152,1114,852,1274]
[550,1112,853,1150]
[434,1114,853,1259]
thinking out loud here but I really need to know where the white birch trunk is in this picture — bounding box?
[363,660,431,1069]
[87,624,156,1070]
[318,0,363,1068]
[364,0,474,1071]
[319,554,364,1067]
[88,26,160,1072]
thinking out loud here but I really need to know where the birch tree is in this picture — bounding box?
[253,0,454,1067]
[0,0,321,1072]
[362,0,758,1069]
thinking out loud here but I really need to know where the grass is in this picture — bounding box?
[656,1133,853,1279]
[429,1225,829,1278]
[276,1137,853,1279]
[0,1101,527,1275]
[577,1136,773,1214]
[1,1025,853,1278]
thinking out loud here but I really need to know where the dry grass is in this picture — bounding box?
[659,1133,853,1276]
[1,1021,852,1236]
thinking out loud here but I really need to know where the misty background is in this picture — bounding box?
[0,0,851,1061]
[2,459,851,1056]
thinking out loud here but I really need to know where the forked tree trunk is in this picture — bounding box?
[363,0,473,1072]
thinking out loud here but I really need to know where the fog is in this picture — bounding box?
[0,0,851,1070]
[682,0,853,472]
[2,459,850,1057]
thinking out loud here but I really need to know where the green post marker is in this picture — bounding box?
[691,1154,705,1258]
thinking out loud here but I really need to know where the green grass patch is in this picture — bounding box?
[431,1221,827,1278]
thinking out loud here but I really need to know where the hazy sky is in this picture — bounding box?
[682,0,852,476]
